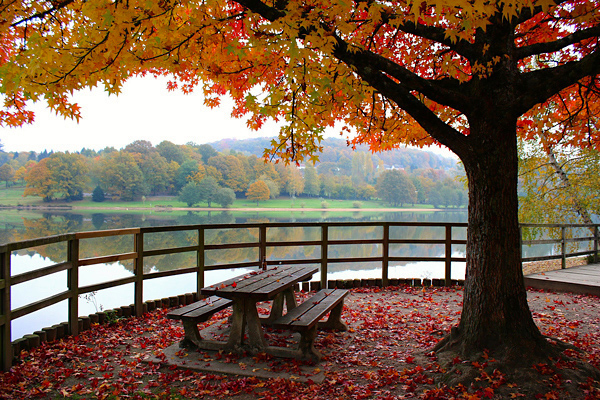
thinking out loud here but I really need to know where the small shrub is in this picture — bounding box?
[92,186,105,202]
[321,201,329,209]
[353,201,362,209]
[300,202,306,208]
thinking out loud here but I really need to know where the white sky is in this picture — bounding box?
[0,76,456,159]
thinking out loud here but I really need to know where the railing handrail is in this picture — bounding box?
[0,221,598,371]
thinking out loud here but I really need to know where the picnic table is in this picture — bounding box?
[168,264,348,361]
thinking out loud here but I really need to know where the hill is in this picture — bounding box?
[209,137,458,171]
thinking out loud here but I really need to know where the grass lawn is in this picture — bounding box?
[0,186,450,211]
[0,185,43,206]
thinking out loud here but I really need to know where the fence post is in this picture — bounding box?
[561,226,566,269]
[382,223,389,287]
[197,228,205,293]
[445,225,452,286]
[134,232,144,317]
[321,224,328,289]
[67,238,79,336]
[594,225,599,264]
[519,225,523,264]
[259,225,267,268]
[1,249,12,371]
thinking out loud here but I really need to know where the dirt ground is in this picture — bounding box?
[1,281,599,399]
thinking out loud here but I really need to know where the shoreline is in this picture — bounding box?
[0,205,462,213]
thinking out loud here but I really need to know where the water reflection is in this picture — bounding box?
[3,209,468,340]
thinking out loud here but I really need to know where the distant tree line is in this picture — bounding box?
[0,139,467,208]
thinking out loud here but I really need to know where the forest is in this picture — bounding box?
[0,138,467,209]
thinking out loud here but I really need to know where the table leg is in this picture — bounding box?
[226,300,246,351]
[225,299,267,353]
[263,288,299,324]
[284,288,298,311]
[243,299,268,352]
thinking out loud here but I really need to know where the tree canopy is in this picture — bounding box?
[1,0,599,389]
[376,169,417,206]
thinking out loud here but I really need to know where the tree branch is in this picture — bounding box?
[233,0,285,21]
[516,25,600,60]
[10,0,76,27]
[342,47,469,113]
[332,40,464,151]
[391,20,474,59]
[516,51,600,114]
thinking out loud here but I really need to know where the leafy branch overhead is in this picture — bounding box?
[1,0,598,162]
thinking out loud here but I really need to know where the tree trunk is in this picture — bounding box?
[436,114,548,363]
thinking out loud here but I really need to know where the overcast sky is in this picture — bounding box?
[1,76,456,159]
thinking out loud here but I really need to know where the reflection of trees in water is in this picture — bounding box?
[92,213,105,230]
[5,210,469,273]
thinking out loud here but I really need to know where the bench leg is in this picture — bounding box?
[317,301,348,331]
[180,319,205,349]
[298,326,322,362]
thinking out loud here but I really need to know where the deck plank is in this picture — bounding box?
[524,263,600,296]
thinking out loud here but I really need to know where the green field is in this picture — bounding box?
[0,186,442,211]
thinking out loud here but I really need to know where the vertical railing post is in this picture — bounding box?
[134,232,144,317]
[1,248,12,371]
[197,228,205,294]
[259,225,267,267]
[445,225,452,286]
[519,225,524,271]
[594,225,599,264]
[321,224,328,289]
[67,238,79,336]
[561,226,566,269]
[382,223,389,287]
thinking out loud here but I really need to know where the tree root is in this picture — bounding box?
[433,328,600,398]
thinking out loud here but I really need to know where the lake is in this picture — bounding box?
[3,208,474,339]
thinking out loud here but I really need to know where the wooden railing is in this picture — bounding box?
[0,221,598,371]
[520,223,599,268]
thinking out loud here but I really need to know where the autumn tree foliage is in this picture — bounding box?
[246,180,270,205]
[519,141,600,226]
[1,0,600,386]
[0,163,14,187]
[24,152,88,201]
[376,169,417,207]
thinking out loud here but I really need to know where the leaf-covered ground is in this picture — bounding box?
[1,286,599,399]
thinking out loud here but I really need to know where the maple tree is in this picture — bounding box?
[1,0,600,385]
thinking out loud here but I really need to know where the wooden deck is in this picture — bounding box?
[524,263,600,296]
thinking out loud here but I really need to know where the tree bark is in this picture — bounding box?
[436,114,548,362]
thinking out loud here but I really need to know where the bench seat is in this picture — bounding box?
[167,296,233,348]
[272,288,348,361]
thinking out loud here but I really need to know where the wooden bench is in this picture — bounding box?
[167,296,233,349]
[272,288,348,361]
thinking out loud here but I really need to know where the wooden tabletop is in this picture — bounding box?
[201,264,318,301]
